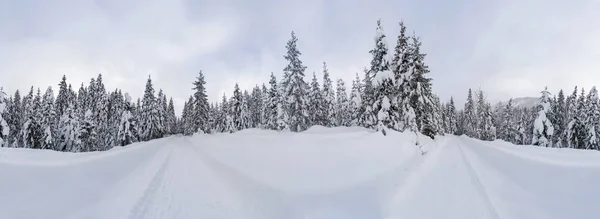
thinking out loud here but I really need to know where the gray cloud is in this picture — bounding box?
[1,0,599,113]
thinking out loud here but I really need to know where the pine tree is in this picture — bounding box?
[404,36,437,138]
[463,89,477,138]
[93,74,110,150]
[567,87,588,149]
[260,84,269,129]
[361,67,377,129]
[532,87,554,147]
[55,75,70,118]
[58,103,81,152]
[40,87,56,150]
[445,97,458,135]
[266,73,280,130]
[6,90,22,147]
[231,84,243,131]
[369,19,396,133]
[586,86,600,149]
[308,72,324,127]
[80,109,97,151]
[553,90,567,147]
[335,79,350,126]
[117,93,138,146]
[192,71,209,133]
[321,63,335,127]
[281,31,309,132]
[477,90,496,141]
[250,86,263,128]
[349,73,363,126]
[140,76,162,140]
[0,88,8,147]
[498,99,519,144]
[77,84,88,120]
[167,98,177,135]
[241,90,252,129]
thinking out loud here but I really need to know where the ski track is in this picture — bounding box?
[129,146,174,219]
[456,139,501,219]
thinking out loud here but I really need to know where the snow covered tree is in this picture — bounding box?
[231,84,243,131]
[167,98,177,135]
[117,93,138,146]
[321,63,335,127]
[349,73,363,126]
[477,90,496,141]
[281,31,309,132]
[553,89,567,147]
[40,87,56,150]
[462,89,477,138]
[265,73,280,130]
[250,86,263,128]
[361,67,377,129]
[369,19,396,133]
[586,87,600,150]
[444,97,458,135]
[0,88,8,147]
[6,90,22,147]
[308,72,324,127]
[335,79,350,126]
[79,109,97,151]
[241,90,252,129]
[532,87,554,147]
[404,36,438,138]
[567,87,588,149]
[192,71,209,133]
[140,76,163,141]
[55,75,70,119]
[58,103,80,152]
[498,99,519,144]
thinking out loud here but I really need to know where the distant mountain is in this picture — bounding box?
[495,97,539,109]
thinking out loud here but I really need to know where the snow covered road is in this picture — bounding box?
[1,127,600,219]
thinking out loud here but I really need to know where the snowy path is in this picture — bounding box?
[2,127,600,219]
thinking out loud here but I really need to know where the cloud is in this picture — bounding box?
[1,0,599,113]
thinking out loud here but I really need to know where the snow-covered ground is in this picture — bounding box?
[1,127,599,219]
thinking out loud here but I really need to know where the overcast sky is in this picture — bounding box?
[1,0,599,113]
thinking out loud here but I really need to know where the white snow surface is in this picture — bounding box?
[1,128,600,219]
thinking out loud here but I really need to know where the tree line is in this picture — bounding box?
[0,75,177,151]
[1,19,597,152]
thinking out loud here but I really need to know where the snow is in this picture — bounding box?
[1,127,600,219]
[373,70,393,87]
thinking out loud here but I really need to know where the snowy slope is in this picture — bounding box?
[1,127,600,219]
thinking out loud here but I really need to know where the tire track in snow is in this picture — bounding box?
[456,139,501,219]
[129,146,174,219]
[183,138,292,219]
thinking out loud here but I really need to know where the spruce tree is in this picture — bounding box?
[167,98,177,135]
[232,84,243,131]
[281,31,309,132]
[463,89,477,138]
[192,71,209,133]
[140,76,162,140]
[80,109,97,151]
[266,73,280,130]
[477,90,496,141]
[308,72,324,127]
[369,19,396,133]
[532,87,554,147]
[7,90,22,147]
[586,87,599,149]
[405,36,437,138]
[117,93,138,146]
[553,90,567,147]
[58,103,80,152]
[335,79,350,126]
[40,87,56,150]
[0,89,8,147]
[349,73,363,126]
[56,75,69,118]
[321,63,335,127]
[241,90,251,129]
[445,97,458,135]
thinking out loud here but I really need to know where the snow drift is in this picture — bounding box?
[1,127,599,219]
